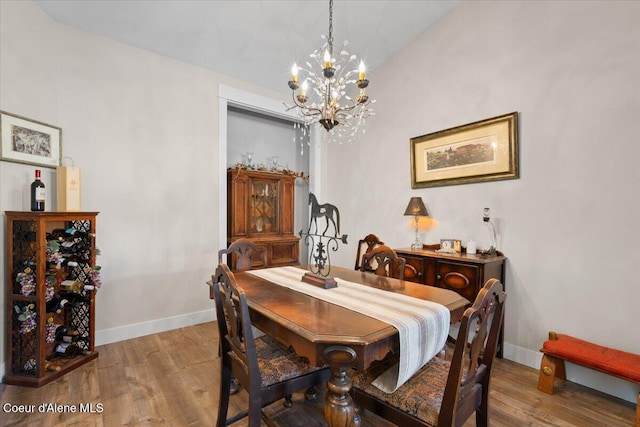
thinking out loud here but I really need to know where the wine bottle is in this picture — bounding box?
[55,342,91,357]
[62,259,79,268]
[54,326,81,343]
[59,290,90,304]
[58,241,91,263]
[49,228,73,241]
[69,237,91,262]
[59,279,83,292]
[45,294,69,314]
[30,169,45,211]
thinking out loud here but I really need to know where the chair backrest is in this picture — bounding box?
[360,245,406,280]
[439,278,506,426]
[354,234,384,271]
[219,238,267,272]
[212,264,260,389]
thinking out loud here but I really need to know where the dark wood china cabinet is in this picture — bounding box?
[227,168,299,270]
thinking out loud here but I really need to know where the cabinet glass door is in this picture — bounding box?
[250,179,278,234]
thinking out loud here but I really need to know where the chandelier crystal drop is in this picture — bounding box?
[286,0,374,152]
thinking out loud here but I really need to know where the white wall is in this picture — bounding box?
[326,0,640,402]
[0,0,285,372]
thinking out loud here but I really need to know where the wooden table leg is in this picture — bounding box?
[323,346,360,427]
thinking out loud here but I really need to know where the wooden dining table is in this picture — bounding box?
[232,265,469,427]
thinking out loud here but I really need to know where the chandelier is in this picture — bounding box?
[287,0,374,148]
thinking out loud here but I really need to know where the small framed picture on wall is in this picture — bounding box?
[0,111,62,168]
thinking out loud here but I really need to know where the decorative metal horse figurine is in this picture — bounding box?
[308,193,340,237]
[300,193,347,287]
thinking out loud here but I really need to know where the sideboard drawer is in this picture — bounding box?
[402,255,438,285]
[436,261,480,303]
[403,255,423,282]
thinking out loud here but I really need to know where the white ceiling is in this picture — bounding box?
[34,0,460,94]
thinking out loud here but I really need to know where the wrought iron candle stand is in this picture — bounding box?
[299,193,348,289]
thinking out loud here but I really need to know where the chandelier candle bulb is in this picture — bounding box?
[359,61,366,80]
[324,50,332,68]
[291,63,298,82]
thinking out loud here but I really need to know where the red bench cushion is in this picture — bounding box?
[543,334,640,382]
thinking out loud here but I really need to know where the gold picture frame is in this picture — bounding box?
[0,111,62,169]
[410,112,518,188]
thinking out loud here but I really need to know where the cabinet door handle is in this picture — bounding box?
[437,274,441,279]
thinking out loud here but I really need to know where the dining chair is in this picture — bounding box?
[360,245,407,280]
[217,238,268,394]
[350,278,506,427]
[218,238,267,272]
[354,233,384,271]
[211,264,331,427]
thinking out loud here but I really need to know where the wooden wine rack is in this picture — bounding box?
[3,211,99,387]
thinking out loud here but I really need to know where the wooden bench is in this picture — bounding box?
[538,331,640,426]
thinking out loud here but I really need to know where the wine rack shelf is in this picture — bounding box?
[3,211,99,387]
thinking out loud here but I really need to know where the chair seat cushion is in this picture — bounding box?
[352,354,451,426]
[254,335,323,387]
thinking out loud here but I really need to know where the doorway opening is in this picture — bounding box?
[218,84,319,264]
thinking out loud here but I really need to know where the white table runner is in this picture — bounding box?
[248,266,450,392]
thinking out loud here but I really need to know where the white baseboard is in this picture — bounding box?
[503,342,638,404]
[95,309,216,346]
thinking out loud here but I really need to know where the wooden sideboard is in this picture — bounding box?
[395,245,507,356]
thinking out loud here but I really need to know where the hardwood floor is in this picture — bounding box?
[0,322,635,426]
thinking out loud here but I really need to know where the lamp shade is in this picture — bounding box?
[404,197,429,217]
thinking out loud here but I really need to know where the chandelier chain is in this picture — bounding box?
[328,0,334,47]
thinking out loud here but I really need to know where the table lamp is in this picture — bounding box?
[404,197,429,249]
